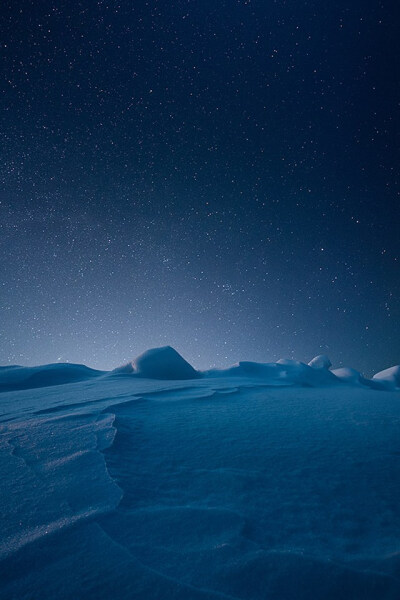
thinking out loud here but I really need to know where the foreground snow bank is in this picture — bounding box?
[1,377,400,599]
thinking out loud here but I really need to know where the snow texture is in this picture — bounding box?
[1,347,400,598]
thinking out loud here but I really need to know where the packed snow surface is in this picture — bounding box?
[1,347,400,599]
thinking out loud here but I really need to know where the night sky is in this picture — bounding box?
[1,1,399,374]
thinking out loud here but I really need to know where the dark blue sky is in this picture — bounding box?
[1,0,399,374]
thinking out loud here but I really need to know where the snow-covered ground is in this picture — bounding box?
[1,348,400,599]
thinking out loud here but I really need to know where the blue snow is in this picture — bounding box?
[1,347,400,599]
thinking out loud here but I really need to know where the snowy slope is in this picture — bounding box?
[0,363,104,392]
[1,349,400,599]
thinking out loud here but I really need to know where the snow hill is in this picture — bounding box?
[1,346,400,599]
[0,363,104,392]
[113,346,201,380]
[1,346,399,392]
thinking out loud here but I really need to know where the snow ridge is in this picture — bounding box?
[0,347,399,391]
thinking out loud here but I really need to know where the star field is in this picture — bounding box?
[1,0,399,374]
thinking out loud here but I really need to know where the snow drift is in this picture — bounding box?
[373,365,400,390]
[113,346,200,380]
[203,358,339,386]
[1,347,399,391]
[203,355,399,391]
[0,363,104,392]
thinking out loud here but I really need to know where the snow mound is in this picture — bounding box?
[3,347,399,390]
[372,365,400,390]
[0,363,104,393]
[204,361,291,383]
[276,359,339,386]
[331,367,365,385]
[308,355,332,369]
[206,356,397,390]
[331,367,399,391]
[120,346,200,380]
[205,359,338,387]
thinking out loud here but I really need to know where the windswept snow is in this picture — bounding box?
[1,347,400,598]
[1,366,400,599]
